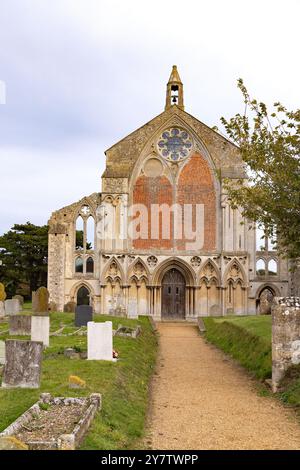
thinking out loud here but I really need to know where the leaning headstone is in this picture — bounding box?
[9,315,32,336]
[13,295,24,308]
[87,321,113,361]
[4,299,21,315]
[2,340,43,388]
[75,305,93,327]
[64,301,76,313]
[0,283,6,302]
[0,340,5,365]
[272,297,300,392]
[0,301,5,318]
[31,316,50,347]
[128,299,138,319]
[32,287,49,314]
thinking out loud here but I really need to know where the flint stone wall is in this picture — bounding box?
[272,297,300,392]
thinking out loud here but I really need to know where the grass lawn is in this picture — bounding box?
[203,315,300,409]
[0,307,158,450]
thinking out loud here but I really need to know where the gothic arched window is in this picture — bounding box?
[75,257,83,273]
[86,257,94,274]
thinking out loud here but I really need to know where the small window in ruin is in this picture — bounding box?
[75,216,84,250]
[86,257,94,274]
[86,216,95,250]
[75,257,83,273]
[268,259,278,276]
[256,259,266,276]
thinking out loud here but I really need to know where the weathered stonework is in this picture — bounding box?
[272,297,300,392]
[9,315,31,336]
[2,340,43,389]
[47,67,290,320]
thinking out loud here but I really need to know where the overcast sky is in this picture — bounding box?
[0,0,299,234]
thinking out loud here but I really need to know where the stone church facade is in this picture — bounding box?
[48,66,289,320]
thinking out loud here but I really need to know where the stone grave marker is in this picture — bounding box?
[9,315,32,336]
[5,299,21,315]
[75,305,93,327]
[0,340,5,365]
[31,316,50,347]
[0,301,5,318]
[87,321,113,361]
[2,340,43,388]
[0,283,6,302]
[64,301,76,313]
[32,287,49,314]
[13,295,24,308]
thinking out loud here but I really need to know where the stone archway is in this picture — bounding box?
[257,286,276,314]
[161,268,186,319]
[77,285,90,306]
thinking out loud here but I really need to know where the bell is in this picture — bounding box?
[172,96,178,104]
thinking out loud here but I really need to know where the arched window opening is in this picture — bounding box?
[268,259,278,276]
[86,216,95,250]
[75,216,84,250]
[258,287,274,315]
[256,259,266,276]
[171,84,179,105]
[256,225,266,251]
[75,257,83,273]
[77,286,90,306]
[86,257,94,274]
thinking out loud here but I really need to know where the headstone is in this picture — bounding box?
[87,321,113,361]
[32,287,49,314]
[128,299,138,319]
[272,297,300,392]
[48,301,57,312]
[2,340,43,388]
[0,282,6,302]
[75,305,93,327]
[0,301,5,318]
[13,295,24,308]
[64,301,76,313]
[0,340,5,364]
[4,299,21,315]
[31,315,50,347]
[9,315,31,335]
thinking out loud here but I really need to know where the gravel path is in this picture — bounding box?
[147,323,300,450]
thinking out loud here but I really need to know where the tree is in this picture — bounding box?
[221,79,300,259]
[0,222,48,297]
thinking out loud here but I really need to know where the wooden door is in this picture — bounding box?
[161,268,185,319]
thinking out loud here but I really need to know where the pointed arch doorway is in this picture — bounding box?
[161,268,186,319]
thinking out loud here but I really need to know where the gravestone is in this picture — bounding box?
[0,283,6,302]
[128,299,138,319]
[32,287,49,314]
[0,340,5,365]
[87,321,113,361]
[13,295,24,308]
[272,297,300,392]
[64,301,76,313]
[48,301,57,312]
[5,299,21,315]
[9,315,32,336]
[75,305,93,327]
[2,340,43,388]
[0,301,5,318]
[31,316,50,347]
